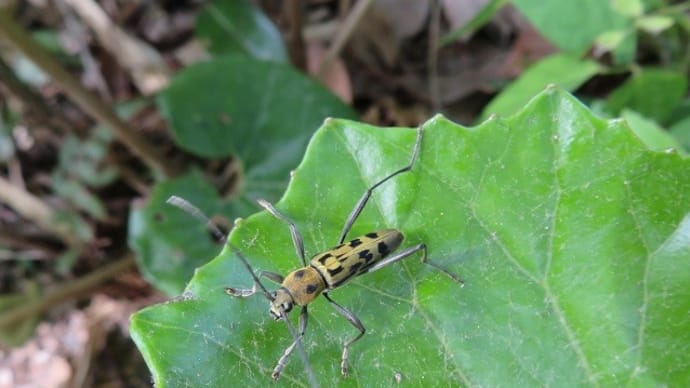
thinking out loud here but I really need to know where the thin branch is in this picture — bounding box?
[0,253,136,328]
[0,175,78,246]
[317,0,374,78]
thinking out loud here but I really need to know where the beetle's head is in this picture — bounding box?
[269,288,294,320]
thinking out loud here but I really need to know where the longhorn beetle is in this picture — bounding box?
[223,126,463,380]
[168,126,462,382]
[166,197,319,387]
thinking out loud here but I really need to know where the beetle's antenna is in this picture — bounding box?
[278,306,319,388]
[166,195,227,242]
[227,244,275,302]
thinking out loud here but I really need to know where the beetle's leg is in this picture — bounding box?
[338,126,424,244]
[323,293,366,376]
[257,199,307,266]
[272,305,309,380]
[224,270,284,297]
[364,243,463,284]
[225,257,317,386]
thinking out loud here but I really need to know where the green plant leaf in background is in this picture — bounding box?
[670,115,690,152]
[480,53,601,120]
[131,88,690,386]
[636,14,674,34]
[612,0,644,18]
[594,25,637,65]
[621,109,684,152]
[196,0,288,62]
[605,67,688,124]
[128,170,236,295]
[512,0,628,54]
[0,282,40,346]
[158,55,356,201]
[135,56,355,294]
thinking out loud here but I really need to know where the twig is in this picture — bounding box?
[0,175,78,246]
[317,0,374,78]
[0,56,74,135]
[428,0,442,113]
[285,0,307,71]
[62,0,170,94]
[0,253,136,328]
[0,10,173,179]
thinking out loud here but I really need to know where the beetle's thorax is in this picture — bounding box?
[270,266,326,319]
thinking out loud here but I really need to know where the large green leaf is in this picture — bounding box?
[131,88,690,386]
[158,56,355,200]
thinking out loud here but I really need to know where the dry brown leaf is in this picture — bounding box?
[307,42,353,104]
[373,0,430,39]
[441,0,492,37]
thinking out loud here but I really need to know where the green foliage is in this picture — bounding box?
[131,2,355,295]
[621,109,684,152]
[128,170,235,296]
[196,0,288,61]
[670,116,690,151]
[136,56,354,294]
[605,68,688,124]
[53,127,117,219]
[511,0,684,65]
[0,108,16,162]
[483,2,690,152]
[480,54,601,120]
[512,0,628,54]
[0,282,40,347]
[158,56,355,163]
[130,89,690,386]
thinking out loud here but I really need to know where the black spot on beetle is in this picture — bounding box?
[328,266,344,276]
[362,259,377,271]
[317,253,332,264]
[358,250,374,262]
[378,242,390,256]
[365,232,379,238]
[294,269,306,278]
[333,264,361,286]
[305,284,318,294]
[348,238,362,248]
